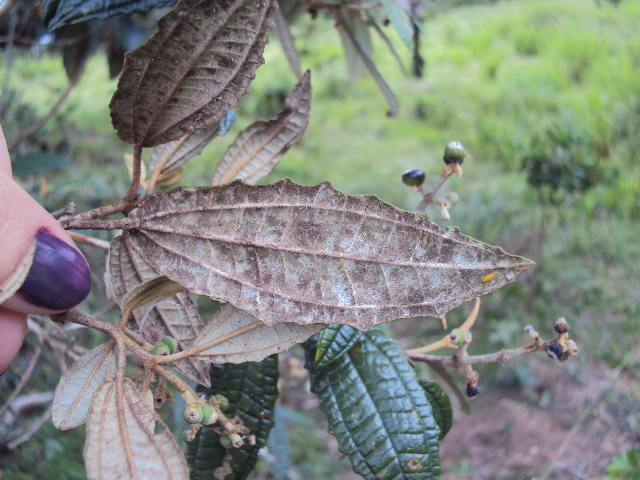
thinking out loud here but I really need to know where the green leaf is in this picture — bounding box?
[109,0,276,147]
[186,356,279,480]
[305,329,441,479]
[42,0,176,31]
[380,0,414,50]
[418,380,453,440]
[314,324,362,368]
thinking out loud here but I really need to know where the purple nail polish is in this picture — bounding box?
[17,230,91,310]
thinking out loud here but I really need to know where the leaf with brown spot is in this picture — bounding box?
[109,0,276,147]
[190,303,322,363]
[211,70,311,186]
[84,378,188,480]
[52,342,116,430]
[108,235,211,387]
[124,180,534,330]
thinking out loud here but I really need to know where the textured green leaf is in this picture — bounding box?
[314,324,362,368]
[110,0,276,147]
[418,380,453,440]
[42,0,176,31]
[186,356,279,480]
[305,329,441,479]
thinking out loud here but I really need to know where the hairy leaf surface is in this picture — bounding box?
[211,70,312,186]
[305,329,441,479]
[187,357,279,479]
[84,378,188,480]
[42,0,175,31]
[108,235,210,386]
[314,324,362,368]
[110,0,276,147]
[126,179,533,330]
[150,111,238,178]
[52,342,115,430]
[191,303,322,363]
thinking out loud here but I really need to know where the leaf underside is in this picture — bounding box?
[314,323,362,368]
[110,0,276,147]
[126,179,534,330]
[305,329,441,479]
[52,342,115,430]
[211,69,312,186]
[84,379,188,480]
[108,234,210,387]
[191,303,322,364]
[187,356,279,480]
[150,110,238,177]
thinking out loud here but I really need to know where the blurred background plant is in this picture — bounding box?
[1,0,638,478]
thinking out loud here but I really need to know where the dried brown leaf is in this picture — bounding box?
[126,180,534,330]
[150,122,223,178]
[108,235,210,387]
[110,0,276,147]
[84,378,188,480]
[52,342,116,430]
[191,303,322,363]
[211,70,312,186]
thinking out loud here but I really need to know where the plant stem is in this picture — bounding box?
[60,216,135,231]
[67,231,111,249]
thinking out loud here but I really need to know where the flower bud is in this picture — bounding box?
[161,336,176,354]
[201,404,218,425]
[183,404,204,424]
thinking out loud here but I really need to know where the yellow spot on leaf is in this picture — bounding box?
[481,272,498,283]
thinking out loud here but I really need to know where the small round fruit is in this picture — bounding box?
[443,141,466,165]
[219,435,233,449]
[465,383,480,398]
[554,317,569,334]
[402,168,426,187]
[161,336,176,354]
[201,404,218,425]
[447,192,459,205]
[215,394,230,411]
[151,342,171,356]
[183,404,204,424]
[544,341,565,360]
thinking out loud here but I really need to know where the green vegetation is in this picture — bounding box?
[1,0,638,478]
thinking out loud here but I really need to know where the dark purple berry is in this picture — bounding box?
[465,383,480,398]
[443,141,466,165]
[402,168,426,187]
[545,341,565,360]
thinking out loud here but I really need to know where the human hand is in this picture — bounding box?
[0,126,91,375]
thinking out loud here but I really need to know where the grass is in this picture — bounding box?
[1,0,639,477]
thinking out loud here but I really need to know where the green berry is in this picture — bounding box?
[402,168,426,187]
[443,141,466,165]
[201,404,218,425]
[214,394,230,411]
[447,192,459,205]
[161,336,176,354]
[219,435,233,448]
[183,404,204,424]
[151,342,171,356]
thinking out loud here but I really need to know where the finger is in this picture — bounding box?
[0,125,11,176]
[0,307,28,376]
[0,127,92,314]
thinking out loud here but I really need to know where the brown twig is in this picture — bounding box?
[413,164,459,213]
[67,231,111,250]
[51,202,76,219]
